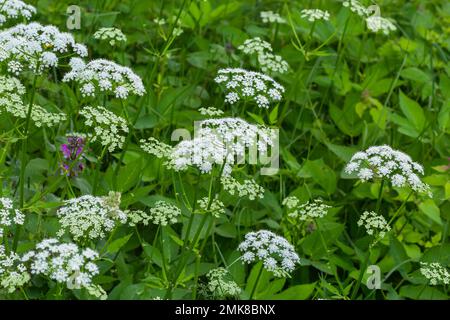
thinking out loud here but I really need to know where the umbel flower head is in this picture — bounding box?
[345,145,431,196]
[366,15,396,35]
[21,238,101,290]
[238,38,289,74]
[300,9,330,22]
[282,197,331,221]
[197,196,225,218]
[0,75,66,127]
[357,211,391,239]
[79,105,128,152]
[214,68,284,109]
[221,176,265,200]
[0,245,30,293]
[0,0,36,26]
[127,201,181,226]
[260,11,286,24]
[419,262,450,286]
[342,0,369,17]
[238,230,300,278]
[198,106,224,117]
[0,197,24,238]
[201,267,241,299]
[93,27,127,46]
[162,117,276,175]
[0,22,87,75]
[56,192,127,242]
[63,58,145,99]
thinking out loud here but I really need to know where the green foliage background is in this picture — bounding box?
[1,0,449,300]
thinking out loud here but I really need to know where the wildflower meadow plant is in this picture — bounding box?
[0,0,447,303]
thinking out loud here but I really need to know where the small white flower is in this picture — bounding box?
[202,268,241,299]
[357,211,390,239]
[238,230,300,277]
[79,106,128,152]
[215,68,284,108]
[420,262,450,286]
[300,9,330,22]
[260,11,286,24]
[283,197,331,221]
[221,176,265,200]
[0,0,36,26]
[93,27,127,46]
[56,192,126,242]
[366,16,396,35]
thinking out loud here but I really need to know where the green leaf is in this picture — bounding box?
[398,90,426,133]
[107,234,132,254]
[272,283,316,300]
[418,199,442,225]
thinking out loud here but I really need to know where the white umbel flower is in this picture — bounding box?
[260,11,286,24]
[357,211,391,239]
[0,75,66,127]
[21,238,101,290]
[93,27,127,46]
[282,197,331,221]
[204,268,241,299]
[56,192,127,242]
[198,106,224,117]
[238,37,273,55]
[63,58,145,99]
[79,106,128,152]
[214,68,284,109]
[165,117,276,175]
[300,9,330,22]
[0,197,24,238]
[0,245,30,293]
[366,16,396,35]
[0,22,87,75]
[238,230,300,277]
[0,0,36,26]
[221,176,265,200]
[127,201,181,226]
[342,0,369,17]
[140,137,173,159]
[197,196,225,218]
[345,145,431,196]
[420,262,450,286]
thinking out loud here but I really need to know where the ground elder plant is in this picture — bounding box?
[0,0,448,302]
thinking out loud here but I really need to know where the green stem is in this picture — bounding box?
[351,250,370,300]
[14,70,39,251]
[92,146,108,195]
[249,265,263,300]
[376,180,385,214]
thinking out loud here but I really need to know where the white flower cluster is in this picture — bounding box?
[357,211,391,239]
[238,38,289,74]
[165,118,276,175]
[21,238,100,290]
[238,230,300,277]
[0,245,30,293]
[214,68,284,109]
[221,176,265,200]
[419,262,450,286]
[79,106,128,152]
[0,0,36,26]
[238,37,273,55]
[260,11,286,24]
[0,22,87,74]
[127,203,181,227]
[366,16,396,35]
[0,197,24,238]
[93,27,127,46]
[300,9,330,22]
[63,58,145,99]
[56,192,127,242]
[140,137,173,159]
[198,106,224,117]
[345,145,431,195]
[282,197,331,221]
[342,1,396,35]
[0,75,66,127]
[204,268,241,299]
[197,196,225,218]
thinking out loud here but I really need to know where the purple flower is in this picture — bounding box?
[60,135,86,176]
